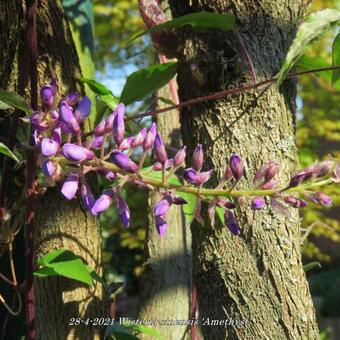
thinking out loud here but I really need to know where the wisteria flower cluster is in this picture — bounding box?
[30,80,339,237]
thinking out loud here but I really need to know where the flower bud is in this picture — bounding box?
[284,196,308,208]
[230,154,244,180]
[64,91,79,106]
[91,135,104,149]
[59,101,80,133]
[153,159,173,171]
[173,196,187,205]
[308,192,332,207]
[173,146,186,167]
[154,196,172,217]
[332,162,340,183]
[94,120,106,136]
[155,216,167,237]
[260,179,279,190]
[192,144,203,171]
[116,196,130,228]
[314,160,333,178]
[112,103,125,145]
[224,166,233,181]
[183,168,201,185]
[118,137,133,151]
[289,171,306,187]
[110,151,138,173]
[224,210,240,236]
[96,168,116,181]
[40,85,54,108]
[41,138,59,157]
[74,96,91,122]
[80,184,95,210]
[264,161,279,183]
[154,133,168,164]
[52,127,62,145]
[251,197,266,210]
[42,159,56,177]
[131,128,147,148]
[91,189,114,216]
[61,173,79,200]
[143,123,157,150]
[62,143,94,162]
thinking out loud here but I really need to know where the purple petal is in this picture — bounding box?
[154,196,172,217]
[224,210,240,236]
[40,85,54,107]
[74,96,91,122]
[42,159,56,177]
[155,216,167,237]
[41,138,59,157]
[110,151,138,173]
[64,92,79,106]
[62,143,94,162]
[173,146,186,167]
[131,128,147,148]
[230,154,244,181]
[192,144,203,171]
[94,120,106,136]
[117,196,130,228]
[61,173,79,200]
[80,184,95,210]
[143,123,157,150]
[112,103,125,145]
[154,133,167,164]
[91,190,114,216]
[251,197,266,210]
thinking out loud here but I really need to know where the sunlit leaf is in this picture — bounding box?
[177,191,197,225]
[0,142,19,163]
[127,11,236,44]
[0,89,31,113]
[303,261,322,272]
[79,77,112,95]
[277,9,340,86]
[120,62,178,105]
[35,248,94,286]
[332,32,340,85]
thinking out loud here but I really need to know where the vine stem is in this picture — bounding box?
[96,160,334,199]
[25,0,38,339]
[124,65,340,122]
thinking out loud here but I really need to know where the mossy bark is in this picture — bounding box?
[169,1,319,339]
[1,1,102,339]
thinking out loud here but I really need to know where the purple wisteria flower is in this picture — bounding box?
[62,143,94,162]
[42,159,56,177]
[41,138,59,157]
[110,151,138,173]
[183,168,212,186]
[74,96,91,122]
[61,173,79,200]
[143,123,157,150]
[251,197,266,210]
[192,144,203,171]
[224,210,240,236]
[230,154,244,181]
[154,133,168,165]
[81,183,95,210]
[112,103,125,145]
[91,190,114,216]
[116,196,131,228]
[131,128,147,148]
[173,146,186,167]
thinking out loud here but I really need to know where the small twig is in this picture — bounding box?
[300,221,335,245]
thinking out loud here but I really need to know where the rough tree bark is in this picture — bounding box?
[169,1,319,339]
[139,87,191,339]
[138,2,191,338]
[1,1,102,339]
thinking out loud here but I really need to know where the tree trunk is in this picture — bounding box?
[169,1,319,339]
[1,1,102,339]
[138,1,191,331]
[139,84,191,339]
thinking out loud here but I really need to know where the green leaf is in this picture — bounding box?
[127,11,236,44]
[100,94,120,110]
[79,77,112,95]
[0,89,31,113]
[332,32,340,85]
[33,267,59,277]
[35,248,93,286]
[296,55,332,81]
[177,191,197,225]
[216,206,225,225]
[120,62,178,105]
[276,9,340,86]
[303,262,322,272]
[0,142,19,163]
[0,100,12,110]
